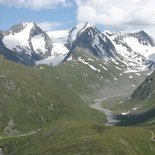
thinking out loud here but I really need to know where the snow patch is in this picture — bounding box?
[99,64,108,70]
[136,73,141,76]
[88,58,94,62]
[36,54,67,66]
[121,111,131,115]
[133,107,138,111]
[78,58,98,71]
[115,66,122,70]
[51,43,69,56]
[98,69,101,72]
[119,99,127,104]
[113,77,118,81]
[31,34,47,54]
[67,55,72,61]
[84,73,88,77]
[56,77,59,80]
[88,64,97,71]
[39,67,44,70]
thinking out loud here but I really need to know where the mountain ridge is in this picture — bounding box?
[0,21,155,73]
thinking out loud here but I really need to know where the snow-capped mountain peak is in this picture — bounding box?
[66,22,117,59]
[2,22,52,61]
[104,30,155,71]
[76,22,94,31]
[105,30,154,47]
[4,22,35,36]
[68,22,94,42]
[22,21,35,27]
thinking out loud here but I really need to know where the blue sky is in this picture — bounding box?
[0,0,155,38]
[0,1,77,31]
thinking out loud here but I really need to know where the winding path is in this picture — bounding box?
[0,129,41,139]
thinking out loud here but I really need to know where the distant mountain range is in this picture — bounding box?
[0,22,155,72]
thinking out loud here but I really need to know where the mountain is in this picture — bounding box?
[64,22,155,72]
[1,22,155,72]
[106,30,155,71]
[1,22,53,66]
[66,22,117,58]
[0,22,70,66]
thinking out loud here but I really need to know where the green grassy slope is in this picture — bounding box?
[0,55,105,135]
[1,124,155,155]
[0,50,154,155]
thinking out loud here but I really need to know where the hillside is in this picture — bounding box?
[0,53,154,155]
[107,70,155,126]
[0,55,106,135]
[0,22,155,155]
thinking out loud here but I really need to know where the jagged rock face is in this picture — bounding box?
[66,23,117,59]
[131,71,155,100]
[0,31,3,39]
[4,23,25,35]
[0,31,4,48]
[130,31,155,46]
[106,30,155,47]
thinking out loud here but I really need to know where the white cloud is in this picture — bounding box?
[0,0,71,10]
[75,0,155,38]
[37,22,63,31]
